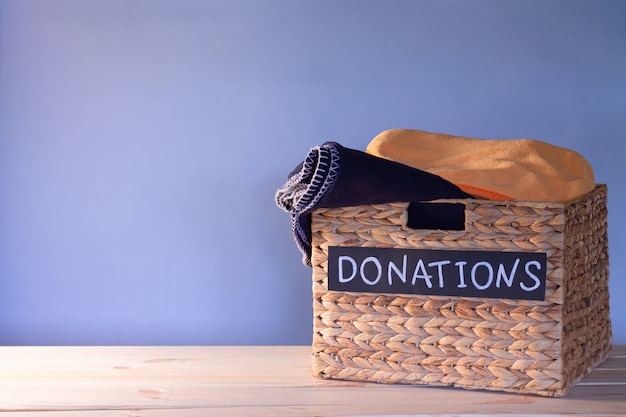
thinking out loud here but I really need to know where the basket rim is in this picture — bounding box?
[313,184,606,214]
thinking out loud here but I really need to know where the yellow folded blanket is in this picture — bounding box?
[366,129,595,202]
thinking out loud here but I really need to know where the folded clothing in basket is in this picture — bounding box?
[366,129,595,202]
[275,142,472,266]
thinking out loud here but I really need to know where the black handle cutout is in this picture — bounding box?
[406,202,466,231]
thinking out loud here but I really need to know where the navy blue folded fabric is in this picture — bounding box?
[275,142,473,266]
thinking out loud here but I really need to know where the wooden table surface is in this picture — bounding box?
[0,345,624,417]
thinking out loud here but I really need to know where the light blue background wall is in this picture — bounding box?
[1,0,624,345]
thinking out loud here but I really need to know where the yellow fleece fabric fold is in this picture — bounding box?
[366,129,595,202]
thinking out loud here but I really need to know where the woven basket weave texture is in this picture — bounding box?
[311,184,611,397]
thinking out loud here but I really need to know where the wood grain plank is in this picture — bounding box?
[0,346,624,416]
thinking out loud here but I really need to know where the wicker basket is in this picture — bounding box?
[311,184,611,397]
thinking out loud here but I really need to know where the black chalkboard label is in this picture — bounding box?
[328,246,546,301]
